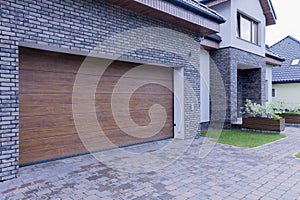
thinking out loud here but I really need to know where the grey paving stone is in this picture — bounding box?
[0,127,299,199]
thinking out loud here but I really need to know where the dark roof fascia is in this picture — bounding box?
[204,34,222,43]
[199,0,215,3]
[268,0,277,20]
[265,52,285,62]
[165,0,226,23]
[273,80,300,84]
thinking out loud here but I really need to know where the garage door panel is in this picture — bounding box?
[20,149,70,165]
[19,47,173,165]
[20,103,173,117]
[20,82,74,94]
[20,125,78,141]
[94,75,172,87]
[20,93,173,107]
[20,105,72,117]
[21,82,173,95]
[105,125,173,146]
[96,82,172,95]
[20,134,85,153]
[20,131,111,152]
[20,94,71,105]
[19,138,114,165]
[20,49,83,73]
[20,69,77,84]
[102,63,173,81]
[20,114,75,129]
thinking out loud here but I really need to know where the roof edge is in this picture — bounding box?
[273,79,300,84]
[265,52,285,62]
[165,0,226,23]
[270,35,300,48]
[259,0,277,26]
[201,0,277,25]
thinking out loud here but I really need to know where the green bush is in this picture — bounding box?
[271,101,300,114]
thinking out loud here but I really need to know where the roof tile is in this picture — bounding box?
[269,36,300,83]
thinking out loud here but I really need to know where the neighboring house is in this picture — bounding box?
[265,47,285,103]
[0,0,281,181]
[268,36,300,105]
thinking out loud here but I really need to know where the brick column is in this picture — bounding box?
[0,41,19,181]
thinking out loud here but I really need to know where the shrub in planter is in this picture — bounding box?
[273,102,300,124]
[242,100,285,132]
[243,100,281,119]
[271,101,300,114]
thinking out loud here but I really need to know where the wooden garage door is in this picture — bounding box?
[19,47,173,165]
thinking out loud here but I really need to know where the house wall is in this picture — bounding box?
[211,0,266,56]
[210,47,265,125]
[209,0,267,125]
[0,0,204,181]
[265,64,273,103]
[272,83,300,105]
[200,48,210,123]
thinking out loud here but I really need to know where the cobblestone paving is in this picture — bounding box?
[1,127,300,200]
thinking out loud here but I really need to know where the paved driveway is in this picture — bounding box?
[1,127,300,200]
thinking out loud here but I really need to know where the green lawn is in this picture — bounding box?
[201,130,285,148]
[295,152,300,158]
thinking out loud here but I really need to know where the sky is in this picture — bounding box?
[266,0,300,46]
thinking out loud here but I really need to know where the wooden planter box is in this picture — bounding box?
[279,113,300,124]
[242,117,285,132]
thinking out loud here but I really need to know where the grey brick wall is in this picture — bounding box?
[210,47,265,125]
[238,68,265,117]
[0,0,202,180]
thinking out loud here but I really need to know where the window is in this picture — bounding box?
[272,89,275,97]
[237,13,259,45]
[291,59,300,66]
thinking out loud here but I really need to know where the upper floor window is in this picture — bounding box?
[237,13,259,45]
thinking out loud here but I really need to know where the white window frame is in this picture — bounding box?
[237,12,259,45]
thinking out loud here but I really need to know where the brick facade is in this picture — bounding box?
[0,0,204,181]
[210,47,266,126]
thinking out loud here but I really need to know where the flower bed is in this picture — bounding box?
[279,113,300,124]
[241,100,285,133]
[242,117,285,132]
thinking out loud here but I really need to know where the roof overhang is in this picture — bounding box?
[200,39,219,50]
[201,0,277,26]
[200,34,222,50]
[202,0,229,7]
[266,52,285,66]
[266,57,283,66]
[106,0,225,35]
[259,0,277,26]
